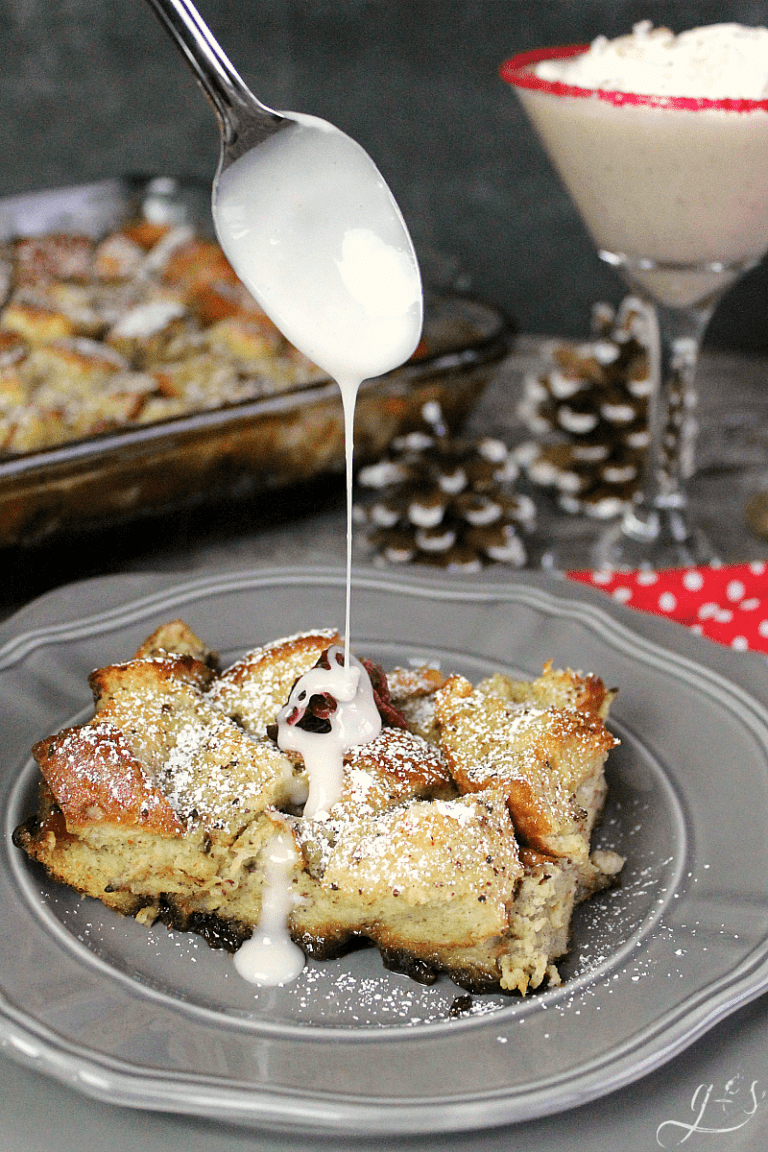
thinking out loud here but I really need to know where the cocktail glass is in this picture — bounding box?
[502,46,768,569]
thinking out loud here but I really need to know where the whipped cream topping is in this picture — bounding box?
[534,21,768,99]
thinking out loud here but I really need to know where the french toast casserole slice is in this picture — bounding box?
[14,620,623,994]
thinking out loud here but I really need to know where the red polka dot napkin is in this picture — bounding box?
[566,561,768,655]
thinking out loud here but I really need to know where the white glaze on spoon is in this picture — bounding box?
[212,112,422,387]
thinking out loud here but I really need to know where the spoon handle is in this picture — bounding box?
[144,0,286,150]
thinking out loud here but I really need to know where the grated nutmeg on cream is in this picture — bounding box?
[534,22,768,99]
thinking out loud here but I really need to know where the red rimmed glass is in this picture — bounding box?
[503,46,768,569]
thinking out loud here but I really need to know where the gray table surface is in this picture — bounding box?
[99,335,768,577]
[2,336,768,1149]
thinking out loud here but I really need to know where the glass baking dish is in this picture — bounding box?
[0,176,512,547]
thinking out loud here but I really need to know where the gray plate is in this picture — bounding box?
[1,566,768,1135]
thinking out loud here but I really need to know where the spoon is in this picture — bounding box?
[145,0,422,676]
[143,0,422,386]
[144,0,291,164]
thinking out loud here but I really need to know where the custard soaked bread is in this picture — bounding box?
[14,622,623,994]
[435,668,615,861]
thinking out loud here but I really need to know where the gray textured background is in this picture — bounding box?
[3,0,768,350]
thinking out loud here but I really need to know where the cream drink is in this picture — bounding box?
[502,23,768,306]
[213,113,420,985]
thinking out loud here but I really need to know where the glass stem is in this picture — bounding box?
[620,300,714,548]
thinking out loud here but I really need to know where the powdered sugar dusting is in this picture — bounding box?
[535,22,768,100]
[208,629,339,737]
[25,625,634,1013]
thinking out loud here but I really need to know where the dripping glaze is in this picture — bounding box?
[212,110,422,985]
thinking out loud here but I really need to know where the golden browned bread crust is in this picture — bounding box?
[32,724,183,836]
[293,789,522,976]
[131,619,218,665]
[479,660,617,719]
[434,669,617,859]
[14,624,623,994]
